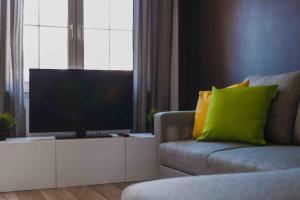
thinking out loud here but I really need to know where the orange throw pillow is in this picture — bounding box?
[192,80,249,139]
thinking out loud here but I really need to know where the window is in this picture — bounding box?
[23,0,69,85]
[23,0,133,88]
[84,0,133,70]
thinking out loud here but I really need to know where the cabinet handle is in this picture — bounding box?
[70,24,74,39]
[79,25,84,40]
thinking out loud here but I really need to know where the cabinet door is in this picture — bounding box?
[0,140,56,192]
[126,135,158,182]
[56,138,125,187]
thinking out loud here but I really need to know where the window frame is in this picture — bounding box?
[79,0,133,70]
[23,0,134,90]
[23,0,76,92]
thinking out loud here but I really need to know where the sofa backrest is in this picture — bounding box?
[294,103,300,144]
[245,70,300,145]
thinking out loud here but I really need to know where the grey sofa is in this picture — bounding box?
[122,70,300,200]
[122,169,300,200]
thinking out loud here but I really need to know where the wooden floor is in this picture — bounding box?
[0,182,135,200]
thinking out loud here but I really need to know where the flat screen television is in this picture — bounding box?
[29,69,133,137]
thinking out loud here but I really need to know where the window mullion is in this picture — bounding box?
[76,0,84,69]
[68,0,77,69]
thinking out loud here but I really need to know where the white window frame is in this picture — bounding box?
[23,0,134,91]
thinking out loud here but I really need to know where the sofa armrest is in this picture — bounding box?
[122,169,300,200]
[154,111,195,144]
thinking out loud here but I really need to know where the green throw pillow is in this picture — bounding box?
[197,85,277,145]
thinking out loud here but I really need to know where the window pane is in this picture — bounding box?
[24,0,38,25]
[40,27,68,69]
[24,26,39,82]
[110,0,133,30]
[84,0,109,29]
[110,31,133,70]
[84,29,109,70]
[40,0,68,27]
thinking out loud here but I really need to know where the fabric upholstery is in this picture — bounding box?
[209,146,300,173]
[193,91,212,139]
[160,140,251,175]
[133,0,178,132]
[294,103,300,144]
[199,85,277,145]
[0,0,26,136]
[159,165,191,178]
[192,80,249,139]
[122,169,300,200]
[154,111,195,144]
[246,70,300,144]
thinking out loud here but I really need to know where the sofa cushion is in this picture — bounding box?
[245,70,300,144]
[192,80,249,139]
[294,103,300,144]
[122,169,300,200]
[208,146,300,173]
[198,85,277,145]
[159,140,251,175]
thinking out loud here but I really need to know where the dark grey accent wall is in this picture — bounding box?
[179,0,300,110]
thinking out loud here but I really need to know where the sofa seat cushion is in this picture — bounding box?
[209,146,300,173]
[159,140,251,175]
[122,169,300,200]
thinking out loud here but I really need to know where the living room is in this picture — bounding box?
[0,0,300,200]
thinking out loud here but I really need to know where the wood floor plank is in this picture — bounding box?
[0,192,18,200]
[65,186,107,200]
[91,184,123,200]
[0,194,7,200]
[41,188,78,200]
[15,190,46,200]
[0,182,136,200]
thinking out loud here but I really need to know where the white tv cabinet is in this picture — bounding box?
[0,134,157,192]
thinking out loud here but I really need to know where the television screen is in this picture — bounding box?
[29,69,133,133]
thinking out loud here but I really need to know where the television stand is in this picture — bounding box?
[0,134,157,192]
[55,132,113,140]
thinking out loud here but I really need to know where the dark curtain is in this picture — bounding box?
[133,0,179,132]
[0,0,26,137]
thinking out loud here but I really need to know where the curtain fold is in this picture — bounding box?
[0,0,26,137]
[133,0,179,132]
